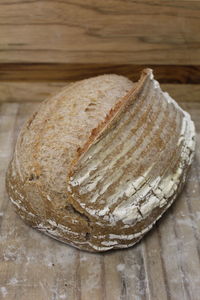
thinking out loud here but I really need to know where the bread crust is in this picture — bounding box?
[6,70,195,252]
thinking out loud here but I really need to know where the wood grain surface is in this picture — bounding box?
[0,1,200,64]
[0,64,199,83]
[0,82,200,103]
[0,101,200,300]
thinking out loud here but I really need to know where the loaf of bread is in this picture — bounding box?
[6,69,195,252]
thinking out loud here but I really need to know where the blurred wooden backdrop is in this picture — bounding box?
[0,0,199,102]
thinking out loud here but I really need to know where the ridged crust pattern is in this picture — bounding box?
[6,69,195,252]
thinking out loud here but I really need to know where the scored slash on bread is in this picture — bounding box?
[6,69,195,252]
[69,69,149,169]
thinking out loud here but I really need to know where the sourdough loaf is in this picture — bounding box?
[6,69,195,252]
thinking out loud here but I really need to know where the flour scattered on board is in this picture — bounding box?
[50,286,67,300]
[196,211,200,220]
[3,244,26,262]
[117,263,125,272]
[80,255,88,262]
[0,287,8,298]
[59,294,67,299]
[9,278,18,285]
[8,277,27,286]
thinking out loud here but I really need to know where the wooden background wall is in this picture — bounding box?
[0,0,200,102]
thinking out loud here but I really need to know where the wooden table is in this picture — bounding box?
[0,99,200,300]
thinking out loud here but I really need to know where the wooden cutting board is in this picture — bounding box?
[0,101,200,300]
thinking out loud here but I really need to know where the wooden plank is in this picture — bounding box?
[0,64,199,83]
[103,252,122,299]
[142,230,169,300]
[0,81,200,103]
[0,103,18,208]
[181,102,200,130]
[157,211,191,300]
[0,1,200,64]
[161,84,200,103]
[79,252,102,300]
[0,82,66,103]
[119,243,148,300]
[170,192,200,299]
